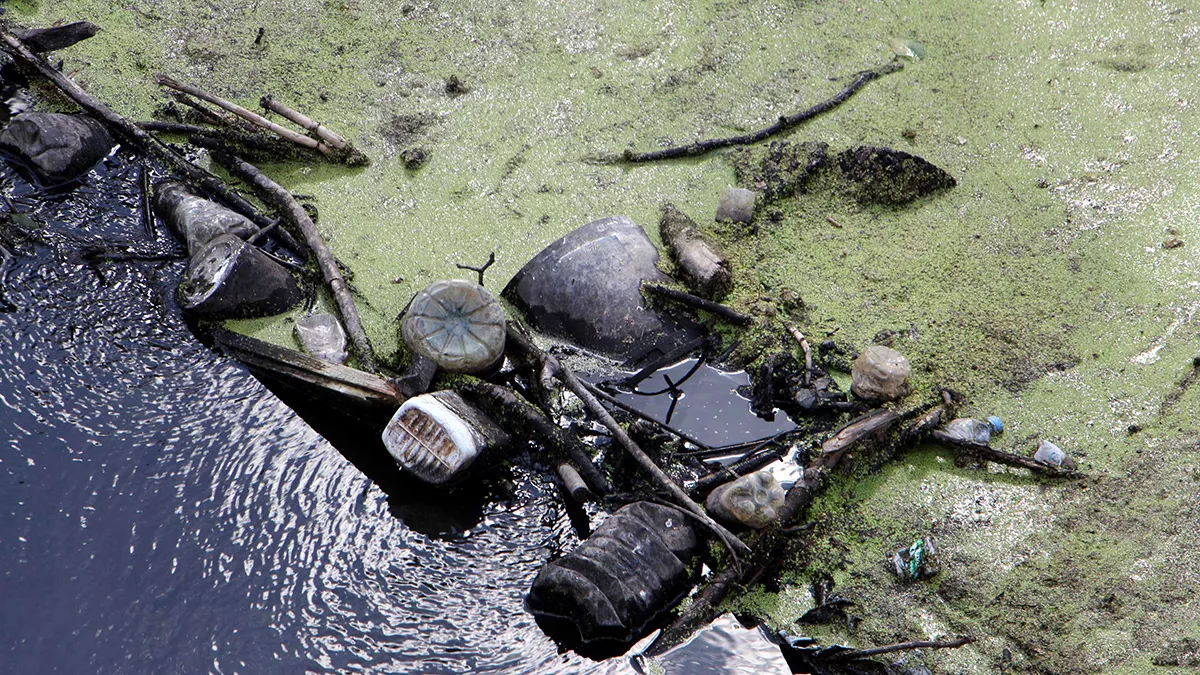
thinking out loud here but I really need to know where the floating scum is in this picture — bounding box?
[11,0,1200,671]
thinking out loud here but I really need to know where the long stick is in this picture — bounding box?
[505,324,749,556]
[211,151,379,373]
[155,74,338,156]
[621,61,903,163]
[930,431,1083,478]
[643,283,753,325]
[0,31,286,238]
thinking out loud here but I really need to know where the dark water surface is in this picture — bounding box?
[0,154,635,673]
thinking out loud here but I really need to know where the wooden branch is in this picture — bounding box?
[0,31,287,237]
[14,21,99,52]
[259,95,368,165]
[829,635,974,661]
[505,323,750,557]
[210,151,378,373]
[460,380,613,496]
[930,431,1083,478]
[155,74,340,156]
[620,61,903,163]
[643,283,753,325]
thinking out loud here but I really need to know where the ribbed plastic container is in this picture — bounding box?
[381,391,509,484]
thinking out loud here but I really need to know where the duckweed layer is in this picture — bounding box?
[16,0,1200,671]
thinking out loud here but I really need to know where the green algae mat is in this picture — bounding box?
[16,0,1200,671]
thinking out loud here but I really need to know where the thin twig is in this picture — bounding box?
[782,321,813,386]
[211,151,379,373]
[643,283,753,325]
[825,214,843,228]
[829,635,975,661]
[455,251,496,286]
[620,61,903,163]
[155,74,338,156]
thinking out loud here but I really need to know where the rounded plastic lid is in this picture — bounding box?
[401,279,506,373]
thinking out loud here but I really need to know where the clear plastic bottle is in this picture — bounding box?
[943,416,1004,445]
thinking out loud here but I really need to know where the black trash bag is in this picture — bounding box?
[526,501,701,653]
[0,112,113,184]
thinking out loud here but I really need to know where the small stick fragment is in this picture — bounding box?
[783,321,813,386]
[825,214,843,228]
[643,283,753,325]
[555,462,592,502]
[155,74,339,156]
[829,635,974,661]
[260,95,370,166]
[621,61,903,163]
[455,251,496,286]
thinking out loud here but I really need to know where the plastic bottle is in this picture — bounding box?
[943,416,1004,445]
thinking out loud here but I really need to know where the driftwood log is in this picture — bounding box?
[659,203,731,300]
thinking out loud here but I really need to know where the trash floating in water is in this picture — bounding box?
[892,536,939,582]
[635,613,792,675]
[943,416,1003,445]
[0,111,112,183]
[504,215,698,360]
[888,37,926,61]
[1033,439,1076,470]
[176,233,303,319]
[294,313,348,364]
[526,501,700,648]
[402,279,506,374]
[382,390,510,484]
[153,180,259,255]
[851,345,911,401]
[706,470,786,529]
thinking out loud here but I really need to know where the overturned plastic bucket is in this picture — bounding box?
[176,233,303,319]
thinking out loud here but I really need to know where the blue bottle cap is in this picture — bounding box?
[986,415,1004,434]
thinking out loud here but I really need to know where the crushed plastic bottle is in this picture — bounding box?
[294,313,348,364]
[153,181,259,255]
[892,536,939,582]
[1033,439,1076,470]
[943,416,1004,445]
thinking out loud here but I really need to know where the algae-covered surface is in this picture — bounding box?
[14,0,1200,671]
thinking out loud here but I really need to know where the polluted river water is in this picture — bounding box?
[4,0,1200,673]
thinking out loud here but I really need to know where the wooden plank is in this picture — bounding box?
[209,328,401,408]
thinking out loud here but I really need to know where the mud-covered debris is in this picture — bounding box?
[941,416,1003,445]
[659,203,732,300]
[837,145,956,205]
[732,140,830,202]
[401,145,429,170]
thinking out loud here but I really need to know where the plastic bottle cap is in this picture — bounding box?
[986,415,1004,434]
